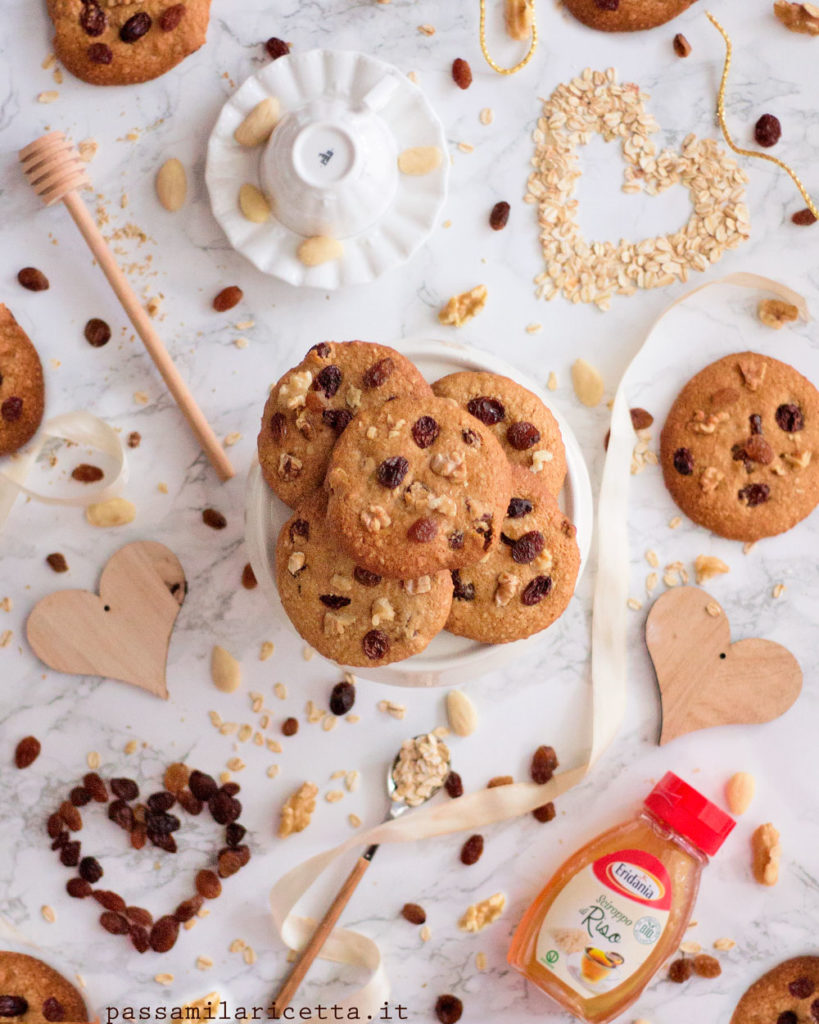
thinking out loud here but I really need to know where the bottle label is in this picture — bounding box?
[535,848,672,999]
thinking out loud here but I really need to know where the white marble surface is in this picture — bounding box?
[1,1,819,1022]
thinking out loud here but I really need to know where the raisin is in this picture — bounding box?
[282,717,299,737]
[46,553,69,573]
[749,413,763,434]
[594,0,619,8]
[673,32,691,57]
[66,878,92,899]
[79,856,103,883]
[127,431,141,448]
[59,801,82,831]
[444,771,464,798]
[174,896,203,923]
[507,421,541,450]
[511,531,545,564]
[0,998,28,1017]
[43,996,64,1019]
[401,903,427,925]
[265,37,290,59]
[745,435,773,464]
[111,777,139,800]
[70,790,90,812]
[147,791,176,813]
[71,463,104,483]
[435,994,464,1024]
[130,826,147,850]
[130,926,150,954]
[362,629,390,660]
[507,497,532,518]
[150,915,179,953]
[451,570,475,602]
[630,407,654,430]
[1,398,23,422]
[738,483,770,506]
[322,408,352,433]
[196,869,222,899]
[810,1001,819,1021]
[270,412,288,442]
[309,342,331,358]
[522,575,552,606]
[222,779,240,795]
[673,447,694,475]
[412,416,440,448]
[202,508,227,530]
[448,531,464,549]
[330,681,355,715]
[475,512,494,550]
[93,890,126,912]
[289,518,309,544]
[17,267,49,291]
[354,566,382,587]
[46,813,64,839]
[148,829,178,853]
[218,849,243,878]
[362,357,394,388]
[238,562,258,591]
[225,822,247,847]
[692,954,722,978]
[100,911,129,935]
[208,790,241,824]
[532,802,556,823]
[408,516,438,542]
[87,43,113,64]
[146,811,180,835]
[177,789,202,815]
[489,201,510,230]
[79,1,106,35]
[789,978,816,998]
[668,957,693,982]
[159,4,186,31]
[212,285,242,312]
[108,799,134,831]
[125,907,153,928]
[754,113,781,147]
[51,833,68,851]
[452,58,472,89]
[319,594,352,609]
[83,772,108,801]
[14,736,40,769]
[462,428,481,446]
[376,455,409,489]
[775,403,803,432]
[314,364,342,397]
[164,762,190,793]
[531,745,558,784]
[778,1013,798,1024]
[120,12,152,42]
[467,396,505,425]
[460,834,484,865]
[792,208,817,226]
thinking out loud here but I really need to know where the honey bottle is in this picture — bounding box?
[508,772,735,1023]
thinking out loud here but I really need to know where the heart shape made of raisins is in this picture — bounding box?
[46,764,251,954]
[646,585,802,745]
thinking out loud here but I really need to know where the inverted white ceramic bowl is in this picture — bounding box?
[206,50,449,289]
[245,338,594,687]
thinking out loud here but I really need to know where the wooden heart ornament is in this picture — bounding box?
[27,541,186,699]
[646,586,802,745]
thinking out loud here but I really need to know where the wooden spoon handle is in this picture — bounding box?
[272,854,372,1017]
[61,191,235,481]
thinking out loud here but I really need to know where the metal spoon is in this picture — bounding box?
[272,733,451,1016]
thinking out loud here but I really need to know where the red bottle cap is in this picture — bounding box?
[644,772,735,856]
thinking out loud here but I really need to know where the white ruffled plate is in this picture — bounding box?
[205,49,448,289]
[245,338,594,687]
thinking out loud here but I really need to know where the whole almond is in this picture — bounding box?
[85,498,136,528]
[213,286,243,312]
[571,358,604,407]
[725,771,755,814]
[234,98,280,148]
[397,146,443,176]
[155,158,187,212]
[211,645,241,693]
[446,689,478,737]
[238,183,271,223]
[297,236,343,267]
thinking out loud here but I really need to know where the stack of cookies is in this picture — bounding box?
[257,341,581,667]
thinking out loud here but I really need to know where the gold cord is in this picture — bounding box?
[479,0,538,74]
[707,11,818,220]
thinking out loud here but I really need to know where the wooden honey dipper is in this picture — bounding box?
[19,131,235,481]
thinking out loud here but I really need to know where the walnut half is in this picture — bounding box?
[278,782,319,838]
[774,0,819,34]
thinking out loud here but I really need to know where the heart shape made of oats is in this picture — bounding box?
[528,68,751,309]
[46,763,250,954]
[646,585,802,745]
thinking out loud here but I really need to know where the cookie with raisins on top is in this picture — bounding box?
[730,955,819,1024]
[432,370,566,497]
[258,341,432,508]
[0,304,45,457]
[0,951,88,1024]
[562,0,694,32]
[445,466,579,644]
[276,489,452,667]
[47,0,211,87]
[660,352,819,541]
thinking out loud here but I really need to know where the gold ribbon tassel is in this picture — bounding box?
[479,0,538,74]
